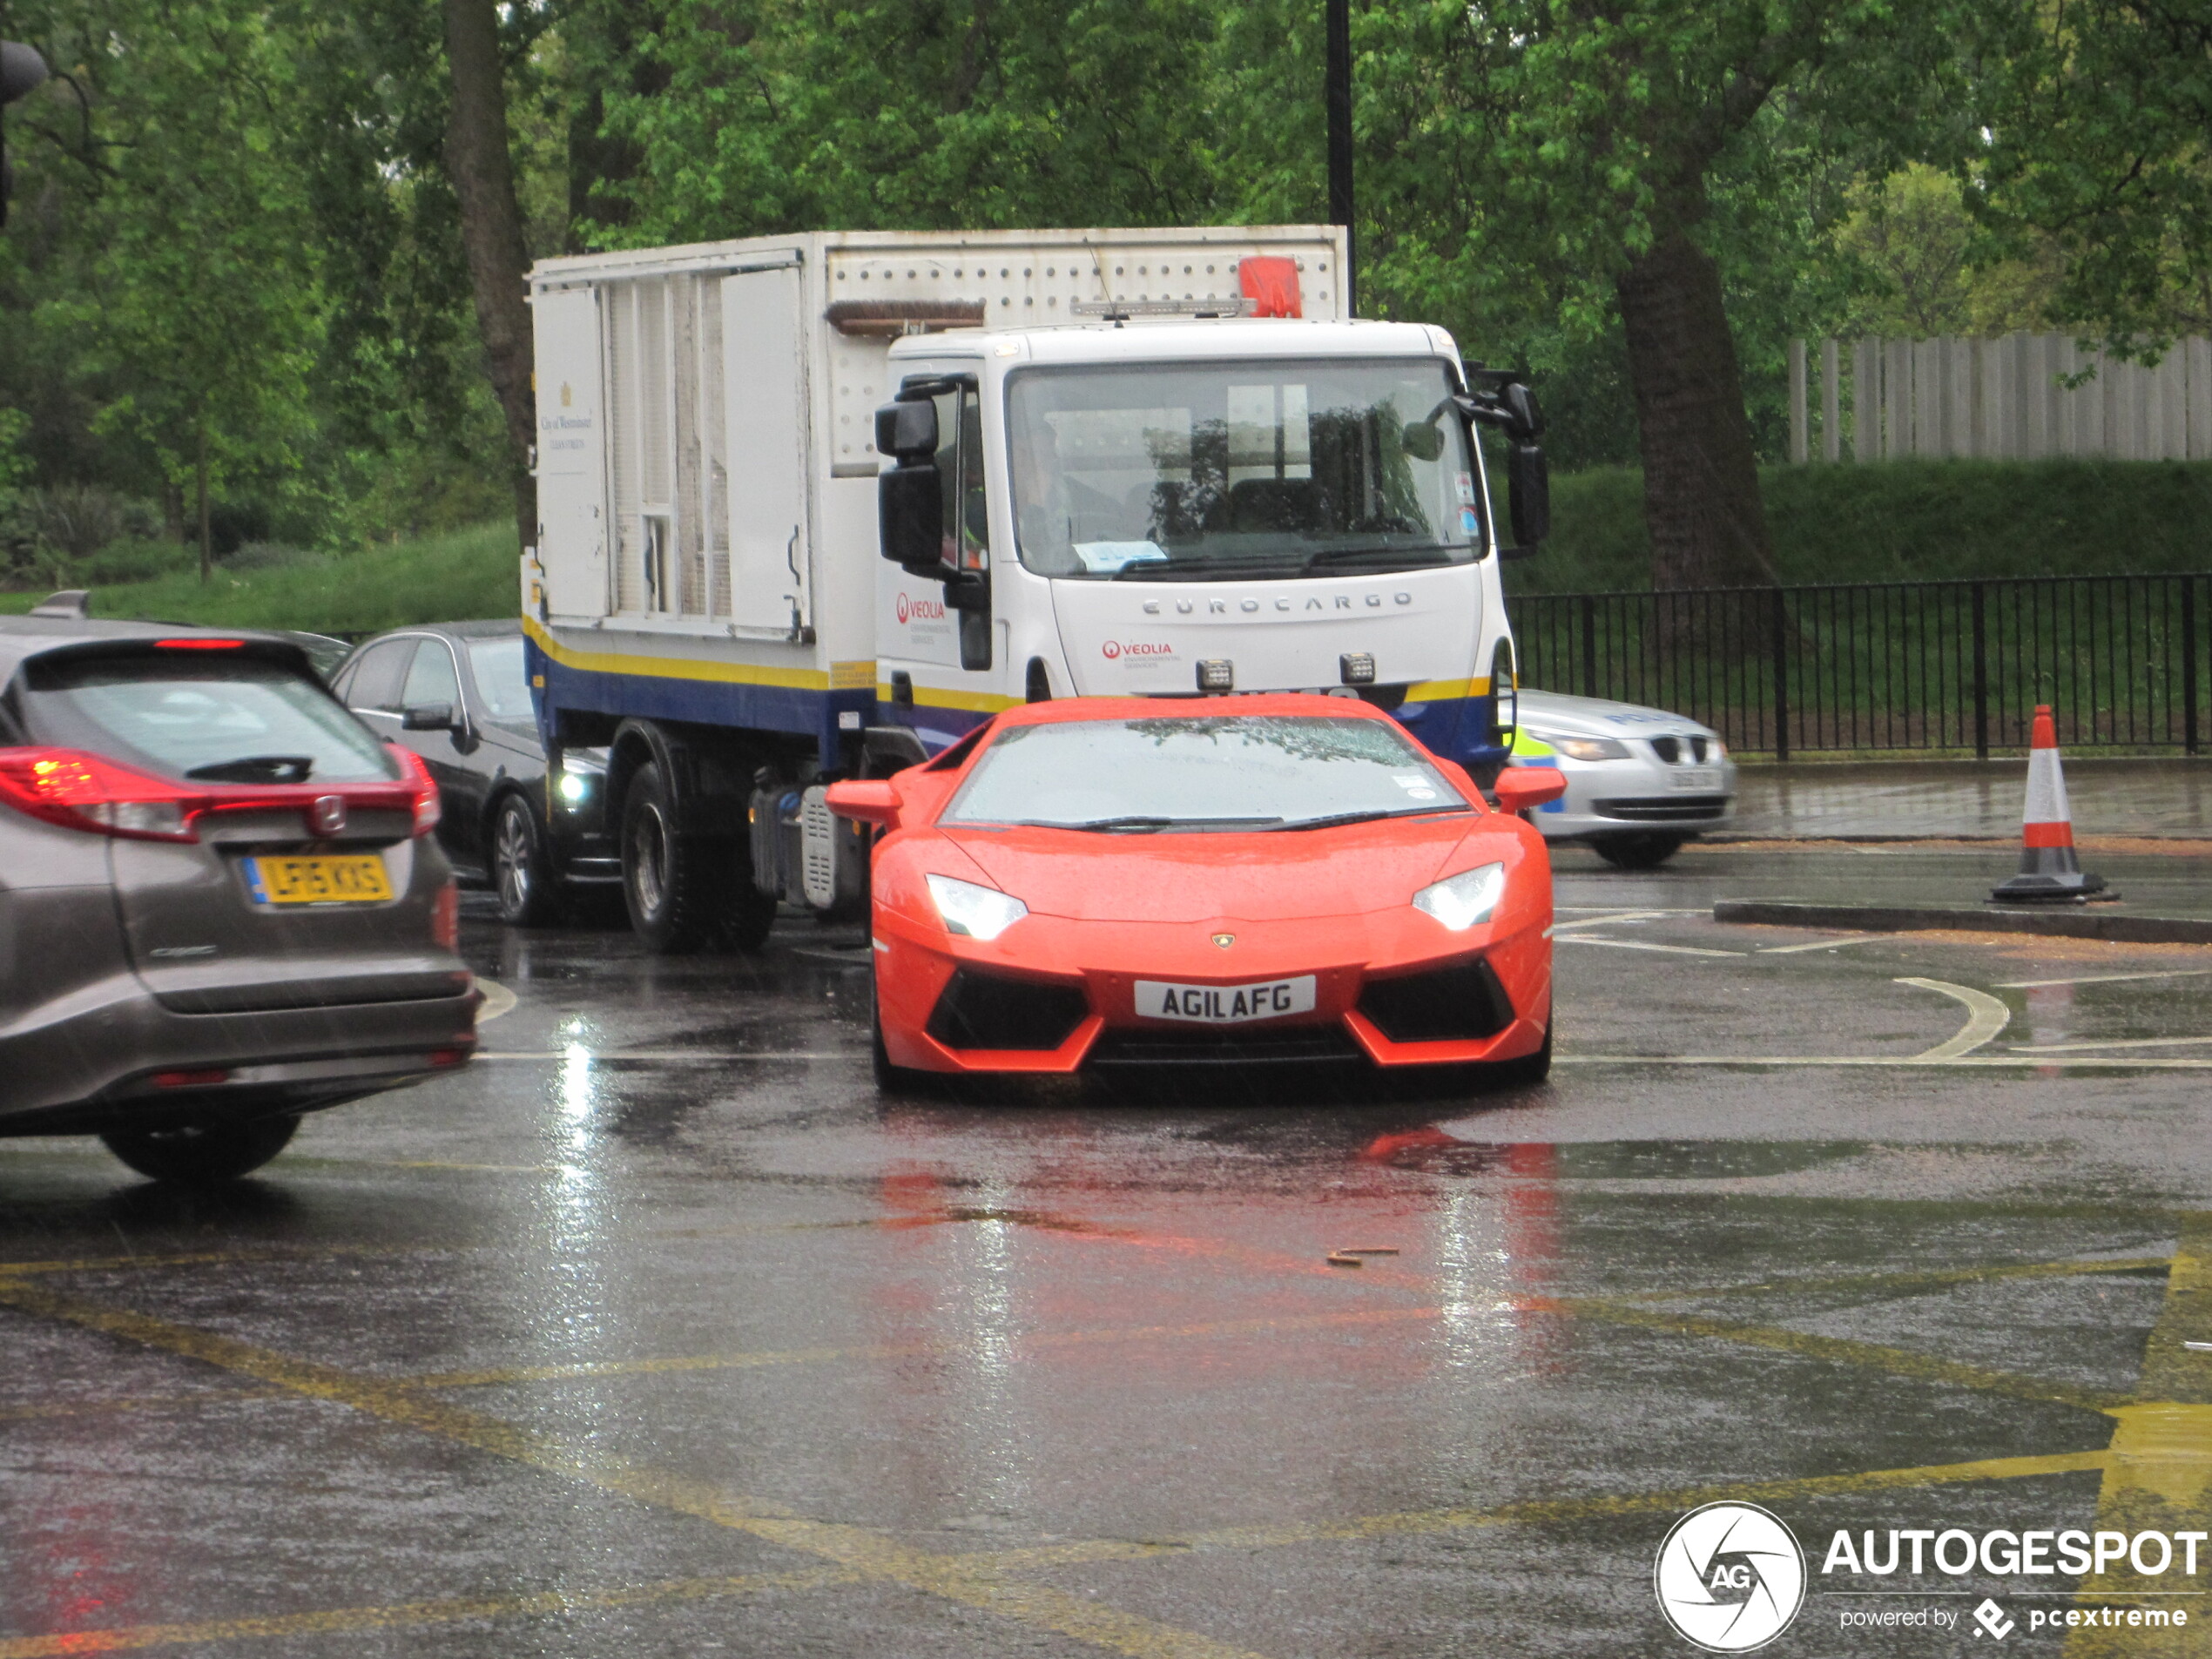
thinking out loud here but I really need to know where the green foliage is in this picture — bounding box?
[0,522,520,632]
[1975,0,2212,347]
[1510,460,2212,593]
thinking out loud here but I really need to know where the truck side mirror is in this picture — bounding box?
[1504,382,1545,439]
[875,399,938,458]
[879,464,945,573]
[1507,443,1549,549]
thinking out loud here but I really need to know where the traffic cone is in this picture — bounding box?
[1990,705,2108,902]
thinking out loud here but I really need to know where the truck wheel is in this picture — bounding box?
[621,762,719,953]
[491,793,560,927]
[101,1114,300,1184]
[720,872,779,953]
[1589,833,1686,870]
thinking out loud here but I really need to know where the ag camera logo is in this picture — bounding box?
[1655,1502,1806,1651]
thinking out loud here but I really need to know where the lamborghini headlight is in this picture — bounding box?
[925,873,1028,941]
[1413,862,1508,932]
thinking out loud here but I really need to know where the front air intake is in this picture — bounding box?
[1357,958,1514,1043]
[925,969,1089,1051]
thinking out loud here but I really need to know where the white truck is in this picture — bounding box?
[522,226,1550,950]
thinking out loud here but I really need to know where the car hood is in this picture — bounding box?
[1517,688,1716,739]
[938,819,1477,923]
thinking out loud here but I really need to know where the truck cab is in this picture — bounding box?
[873,317,1530,777]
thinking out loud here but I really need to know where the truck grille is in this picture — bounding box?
[1591,795,1730,823]
[1357,958,1514,1043]
[925,969,1089,1051]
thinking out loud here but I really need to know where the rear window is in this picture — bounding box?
[20,651,401,785]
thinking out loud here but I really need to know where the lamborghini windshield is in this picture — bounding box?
[1006,358,1484,581]
[942,715,1472,833]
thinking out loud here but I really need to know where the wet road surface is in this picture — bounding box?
[3,848,2209,1656]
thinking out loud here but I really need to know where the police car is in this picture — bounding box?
[1505,689,1737,868]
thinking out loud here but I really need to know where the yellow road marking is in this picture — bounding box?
[1601,1253,2172,1305]
[1562,1298,2127,1413]
[0,1566,862,1658]
[1554,936,1745,957]
[2016,1035,2212,1054]
[987,1448,2114,1572]
[408,1305,1442,1391]
[1895,976,2014,1058]
[2069,1222,2212,1655]
[0,1281,1272,1659]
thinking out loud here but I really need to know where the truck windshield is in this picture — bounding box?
[1006,358,1481,581]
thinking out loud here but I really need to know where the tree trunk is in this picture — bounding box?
[1615,226,1776,592]
[195,423,211,583]
[443,0,536,552]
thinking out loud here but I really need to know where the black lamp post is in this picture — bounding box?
[1325,0,1354,314]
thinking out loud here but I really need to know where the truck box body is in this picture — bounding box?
[524,226,1521,915]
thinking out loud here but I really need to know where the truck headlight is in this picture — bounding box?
[558,770,590,804]
[1413,862,1507,931]
[925,873,1028,940]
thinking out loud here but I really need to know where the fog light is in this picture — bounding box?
[1196,658,1234,691]
[1339,652,1376,686]
[558,770,590,804]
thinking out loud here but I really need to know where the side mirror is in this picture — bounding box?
[1494,765,1567,813]
[1400,420,1445,462]
[1507,443,1549,548]
[1504,382,1545,438]
[824,779,902,829]
[879,464,946,573]
[875,398,938,459]
[401,703,457,732]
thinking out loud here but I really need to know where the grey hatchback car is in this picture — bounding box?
[0,616,480,1184]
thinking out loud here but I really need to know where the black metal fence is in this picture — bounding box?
[1509,573,2209,759]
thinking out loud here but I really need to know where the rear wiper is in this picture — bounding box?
[186,754,314,783]
[1016,814,1284,833]
[1268,805,1470,832]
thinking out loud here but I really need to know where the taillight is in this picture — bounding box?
[431,879,460,950]
[394,746,441,836]
[0,749,202,840]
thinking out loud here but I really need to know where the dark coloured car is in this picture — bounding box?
[329,621,615,924]
[0,617,479,1184]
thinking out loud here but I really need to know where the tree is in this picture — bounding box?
[443,0,537,551]
[1976,0,2212,343]
[15,0,324,578]
[1285,1,1966,591]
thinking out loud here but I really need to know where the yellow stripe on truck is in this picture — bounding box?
[523,617,830,691]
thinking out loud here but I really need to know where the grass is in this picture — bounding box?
[1512,458,2212,594]
[0,523,519,636]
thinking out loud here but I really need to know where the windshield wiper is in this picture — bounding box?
[185,754,314,783]
[1268,805,1471,832]
[1015,814,1285,833]
[1303,542,1460,570]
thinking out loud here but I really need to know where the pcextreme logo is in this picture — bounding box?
[1656,1503,1807,1652]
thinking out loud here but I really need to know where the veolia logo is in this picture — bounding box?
[896,592,945,624]
[1654,1503,1805,1652]
[1101,640,1121,659]
[1102,640,1172,659]
[896,592,909,624]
